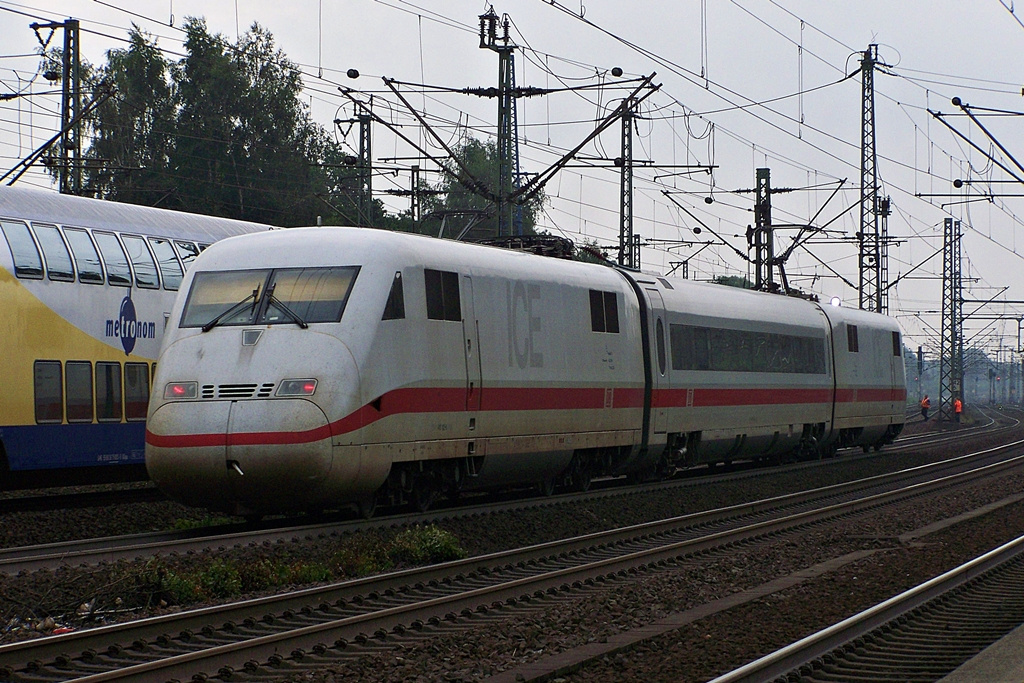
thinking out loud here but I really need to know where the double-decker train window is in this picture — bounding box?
[1,219,43,279]
[33,361,63,424]
[66,361,93,423]
[120,235,159,288]
[96,362,123,422]
[93,231,132,286]
[589,290,619,333]
[32,223,75,282]
[148,237,183,290]
[425,269,461,321]
[382,271,406,320]
[63,228,104,284]
[174,240,201,270]
[125,362,150,421]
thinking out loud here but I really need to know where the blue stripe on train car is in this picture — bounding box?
[0,422,146,471]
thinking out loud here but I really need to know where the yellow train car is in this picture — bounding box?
[0,186,270,488]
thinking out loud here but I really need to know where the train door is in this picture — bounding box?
[646,288,669,434]
[463,275,482,418]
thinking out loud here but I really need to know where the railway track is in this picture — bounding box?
[0,406,1017,575]
[708,533,1024,683]
[2,436,1023,682]
[0,416,1013,576]
[0,485,164,515]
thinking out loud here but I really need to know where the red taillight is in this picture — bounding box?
[164,381,198,399]
[277,379,318,397]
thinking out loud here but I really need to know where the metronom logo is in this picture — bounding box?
[105,295,156,355]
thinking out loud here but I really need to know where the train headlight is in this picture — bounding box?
[164,381,198,399]
[277,378,318,397]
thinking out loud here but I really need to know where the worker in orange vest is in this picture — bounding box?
[954,396,962,424]
[920,394,931,421]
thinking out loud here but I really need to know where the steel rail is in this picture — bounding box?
[707,533,1024,683]
[3,441,1024,682]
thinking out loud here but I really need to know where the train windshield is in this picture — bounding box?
[180,266,359,328]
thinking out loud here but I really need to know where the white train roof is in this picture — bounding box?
[0,185,272,242]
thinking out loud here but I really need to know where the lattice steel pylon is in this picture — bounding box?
[753,168,774,291]
[479,7,520,237]
[618,98,635,268]
[939,217,964,421]
[859,44,883,312]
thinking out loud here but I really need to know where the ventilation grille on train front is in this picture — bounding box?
[201,383,276,399]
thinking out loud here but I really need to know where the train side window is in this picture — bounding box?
[174,240,201,270]
[1,219,43,279]
[589,290,619,333]
[892,331,902,356]
[120,235,159,289]
[425,268,460,321]
[125,362,150,421]
[655,318,667,375]
[847,324,859,353]
[382,272,405,320]
[32,224,75,281]
[93,231,132,286]
[148,237,183,290]
[96,362,123,422]
[66,361,93,423]
[63,228,104,284]
[34,360,63,424]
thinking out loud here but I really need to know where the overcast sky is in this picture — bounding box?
[3,0,1024,359]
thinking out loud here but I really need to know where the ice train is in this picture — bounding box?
[144,227,906,517]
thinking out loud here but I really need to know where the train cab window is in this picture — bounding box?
[180,267,358,328]
[892,331,902,357]
[125,362,150,421]
[265,266,358,324]
[1,219,43,279]
[34,361,63,424]
[148,237,183,290]
[847,324,860,353]
[382,271,405,320]
[32,224,75,281]
[66,361,93,423]
[120,235,159,289]
[96,362,123,422]
[589,290,619,333]
[93,232,132,286]
[425,269,461,321]
[63,228,104,284]
[174,240,201,270]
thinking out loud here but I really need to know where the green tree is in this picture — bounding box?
[712,274,753,289]
[81,27,175,204]
[420,137,545,240]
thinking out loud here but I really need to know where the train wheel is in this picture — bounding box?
[355,495,377,519]
[535,477,557,497]
[568,456,592,492]
[411,474,440,513]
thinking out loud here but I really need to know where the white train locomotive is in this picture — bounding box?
[145,227,907,517]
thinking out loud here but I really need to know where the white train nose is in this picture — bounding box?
[146,397,333,515]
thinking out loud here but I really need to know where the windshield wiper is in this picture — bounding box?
[201,284,261,333]
[264,283,309,329]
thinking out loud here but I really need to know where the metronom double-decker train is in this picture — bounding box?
[0,186,271,488]
[145,227,907,518]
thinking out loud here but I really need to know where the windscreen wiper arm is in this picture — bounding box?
[201,284,261,333]
[266,286,309,329]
